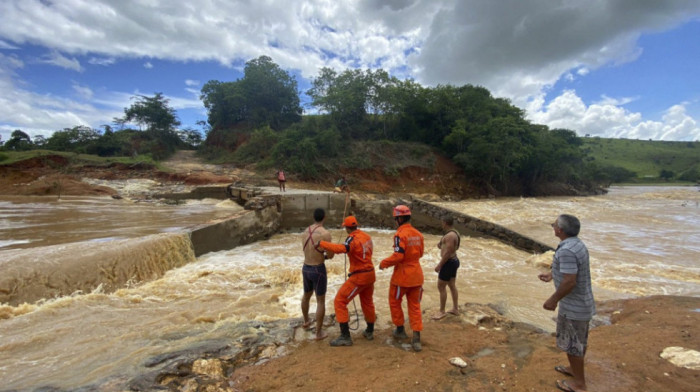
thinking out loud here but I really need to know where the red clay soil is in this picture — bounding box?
[0,155,232,196]
[231,296,699,392]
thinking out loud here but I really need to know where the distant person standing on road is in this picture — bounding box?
[432,216,460,320]
[379,205,425,352]
[301,208,334,340]
[538,214,595,392]
[276,168,286,192]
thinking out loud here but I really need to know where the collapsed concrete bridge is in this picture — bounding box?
[1,185,553,306]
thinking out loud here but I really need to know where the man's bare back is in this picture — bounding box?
[302,224,333,265]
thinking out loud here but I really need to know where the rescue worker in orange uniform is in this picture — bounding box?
[318,215,376,346]
[379,205,425,352]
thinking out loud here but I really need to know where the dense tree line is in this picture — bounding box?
[199,57,619,194]
[2,55,644,194]
[1,93,200,160]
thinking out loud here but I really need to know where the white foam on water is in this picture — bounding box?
[0,186,698,390]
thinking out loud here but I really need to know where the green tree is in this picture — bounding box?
[307,68,372,137]
[115,93,183,159]
[4,130,32,151]
[242,55,302,129]
[200,56,301,132]
[46,125,101,152]
[33,135,47,148]
[119,93,181,133]
[659,169,675,181]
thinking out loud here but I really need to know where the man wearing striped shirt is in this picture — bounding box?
[538,214,595,392]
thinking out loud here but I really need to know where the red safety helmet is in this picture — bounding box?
[393,205,411,217]
[342,216,358,227]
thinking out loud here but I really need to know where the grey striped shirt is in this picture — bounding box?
[552,236,596,321]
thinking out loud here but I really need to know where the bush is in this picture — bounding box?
[677,166,699,182]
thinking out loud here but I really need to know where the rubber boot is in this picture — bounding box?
[330,322,353,346]
[412,331,422,352]
[362,322,374,340]
[392,325,408,339]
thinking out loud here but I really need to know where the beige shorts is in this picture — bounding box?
[556,314,590,357]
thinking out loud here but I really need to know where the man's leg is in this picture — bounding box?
[565,353,587,390]
[301,291,313,328]
[406,286,423,352]
[447,277,459,314]
[432,280,448,320]
[406,286,423,333]
[389,284,408,339]
[358,284,376,340]
[314,294,327,340]
[331,282,356,346]
[556,315,589,391]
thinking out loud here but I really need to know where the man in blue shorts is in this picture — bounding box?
[432,216,461,320]
[301,208,334,340]
[538,214,595,392]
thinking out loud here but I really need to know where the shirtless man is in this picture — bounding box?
[301,208,334,340]
[432,216,461,320]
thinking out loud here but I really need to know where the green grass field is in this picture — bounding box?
[0,150,159,168]
[582,138,700,182]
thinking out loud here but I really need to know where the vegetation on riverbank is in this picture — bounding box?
[2,56,698,196]
[582,137,700,183]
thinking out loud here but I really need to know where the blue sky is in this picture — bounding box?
[1,0,699,144]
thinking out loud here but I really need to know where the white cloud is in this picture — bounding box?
[88,57,115,66]
[0,39,18,49]
[40,50,83,72]
[0,0,700,140]
[72,83,93,99]
[0,58,123,142]
[528,90,700,141]
[185,79,200,87]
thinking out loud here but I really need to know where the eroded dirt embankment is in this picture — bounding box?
[136,296,700,392]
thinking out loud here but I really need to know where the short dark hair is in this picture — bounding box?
[557,214,580,237]
[442,216,454,226]
[313,208,325,222]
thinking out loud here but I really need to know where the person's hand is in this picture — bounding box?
[538,272,552,282]
[434,265,441,273]
[543,297,557,311]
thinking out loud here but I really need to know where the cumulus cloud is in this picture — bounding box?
[0,0,699,140]
[143,62,153,69]
[528,90,700,141]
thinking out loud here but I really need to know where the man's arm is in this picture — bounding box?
[379,235,404,270]
[320,231,335,259]
[543,273,577,311]
[319,237,350,254]
[435,232,457,272]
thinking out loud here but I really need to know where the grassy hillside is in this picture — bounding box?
[0,150,159,168]
[582,138,700,182]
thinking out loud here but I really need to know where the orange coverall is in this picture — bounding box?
[379,223,425,332]
[319,230,376,324]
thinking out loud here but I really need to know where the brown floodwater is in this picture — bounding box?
[0,186,698,390]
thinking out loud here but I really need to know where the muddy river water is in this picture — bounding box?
[0,186,698,390]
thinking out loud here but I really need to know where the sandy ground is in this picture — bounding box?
[230,296,699,392]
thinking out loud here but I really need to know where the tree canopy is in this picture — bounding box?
[200,55,302,132]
